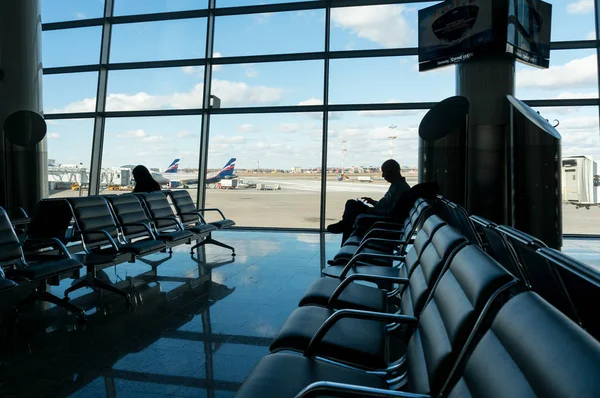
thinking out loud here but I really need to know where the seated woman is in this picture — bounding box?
[132,165,161,193]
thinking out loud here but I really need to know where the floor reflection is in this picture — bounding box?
[0,231,336,397]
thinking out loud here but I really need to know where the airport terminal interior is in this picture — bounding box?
[1,0,600,397]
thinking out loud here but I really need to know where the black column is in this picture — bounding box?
[0,0,46,214]
[456,56,515,224]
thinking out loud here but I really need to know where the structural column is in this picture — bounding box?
[0,0,46,213]
[456,56,515,224]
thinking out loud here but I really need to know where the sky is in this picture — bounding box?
[41,0,600,172]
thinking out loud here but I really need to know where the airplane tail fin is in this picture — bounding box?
[219,158,236,177]
[164,158,180,173]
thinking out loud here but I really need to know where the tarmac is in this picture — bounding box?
[49,175,599,235]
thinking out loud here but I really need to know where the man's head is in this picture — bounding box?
[381,159,401,183]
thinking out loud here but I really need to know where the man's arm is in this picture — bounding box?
[360,197,377,206]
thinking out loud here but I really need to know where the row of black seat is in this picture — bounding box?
[0,190,235,322]
[235,195,600,397]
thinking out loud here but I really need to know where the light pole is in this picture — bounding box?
[388,125,397,160]
[341,140,347,175]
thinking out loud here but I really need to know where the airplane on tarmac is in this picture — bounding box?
[151,158,237,188]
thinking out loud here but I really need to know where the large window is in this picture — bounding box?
[41,0,600,236]
[101,116,202,198]
[325,110,424,224]
[46,119,95,198]
[206,113,323,228]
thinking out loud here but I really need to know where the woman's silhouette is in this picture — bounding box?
[132,165,161,193]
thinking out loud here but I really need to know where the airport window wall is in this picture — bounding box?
[42,0,600,235]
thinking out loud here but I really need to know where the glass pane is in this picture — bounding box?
[42,0,105,23]
[214,10,324,56]
[211,60,323,107]
[516,49,598,100]
[331,3,437,51]
[536,106,600,234]
[106,67,204,111]
[114,0,207,15]
[102,116,201,198]
[329,56,455,104]
[110,19,207,63]
[325,110,423,226]
[42,27,102,67]
[553,1,596,41]
[44,72,98,114]
[46,119,94,198]
[218,0,313,6]
[207,113,323,228]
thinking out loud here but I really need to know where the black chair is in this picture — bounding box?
[22,198,77,260]
[65,196,166,301]
[105,194,195,254]
[293,291,600,398]
[495,225,580,324]
[435,196,481,247]
[135,192,217,258]
[298,214,447,312]
[269,226,471,372]
[469,215,523,279]
[345,182,440,246]
[236,244,518,396]
[166,190,233,255]
[537,247,600,341]
[326,200,432,270]
[0,207,85,320]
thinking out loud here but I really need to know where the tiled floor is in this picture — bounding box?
[0,232,597,398]
[0,231,342,398]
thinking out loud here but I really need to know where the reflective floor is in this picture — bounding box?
[563,238,600,272]
[0,231,340,398]
[0,232,597,397]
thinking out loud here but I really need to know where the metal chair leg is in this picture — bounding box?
[191,236,235,256]
[38,290,85,317]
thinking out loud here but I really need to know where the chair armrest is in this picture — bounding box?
[178,211,208,224]
[362,227,404,241]
[296,381,431,398]
[197,208,226,220]
[340,253,406,279]
[358,237,407,254]
[328,274,409,305]
[24,237,72,259]
[120,222,156,240]
[305,309,418,356]
[84,229,120,252]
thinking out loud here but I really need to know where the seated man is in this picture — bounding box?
[327,159,411,242]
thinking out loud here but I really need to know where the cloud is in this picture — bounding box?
[587,31,596,40]
[46,120,59,125]
[278,123,301,133]
[567,0,594,14]
[243,64,259,78]
[254,13,273,24]
[47,132,60,139]
[177,130,194,138]
[74,12,86,19]
[116,129,146,138]
[51,79,285,113]
[517,55,597,90]
[331,5,414,48]
[142,136,165,143]
[181,66,203,75]
[298,98,323,106]
[237,123,258,133]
